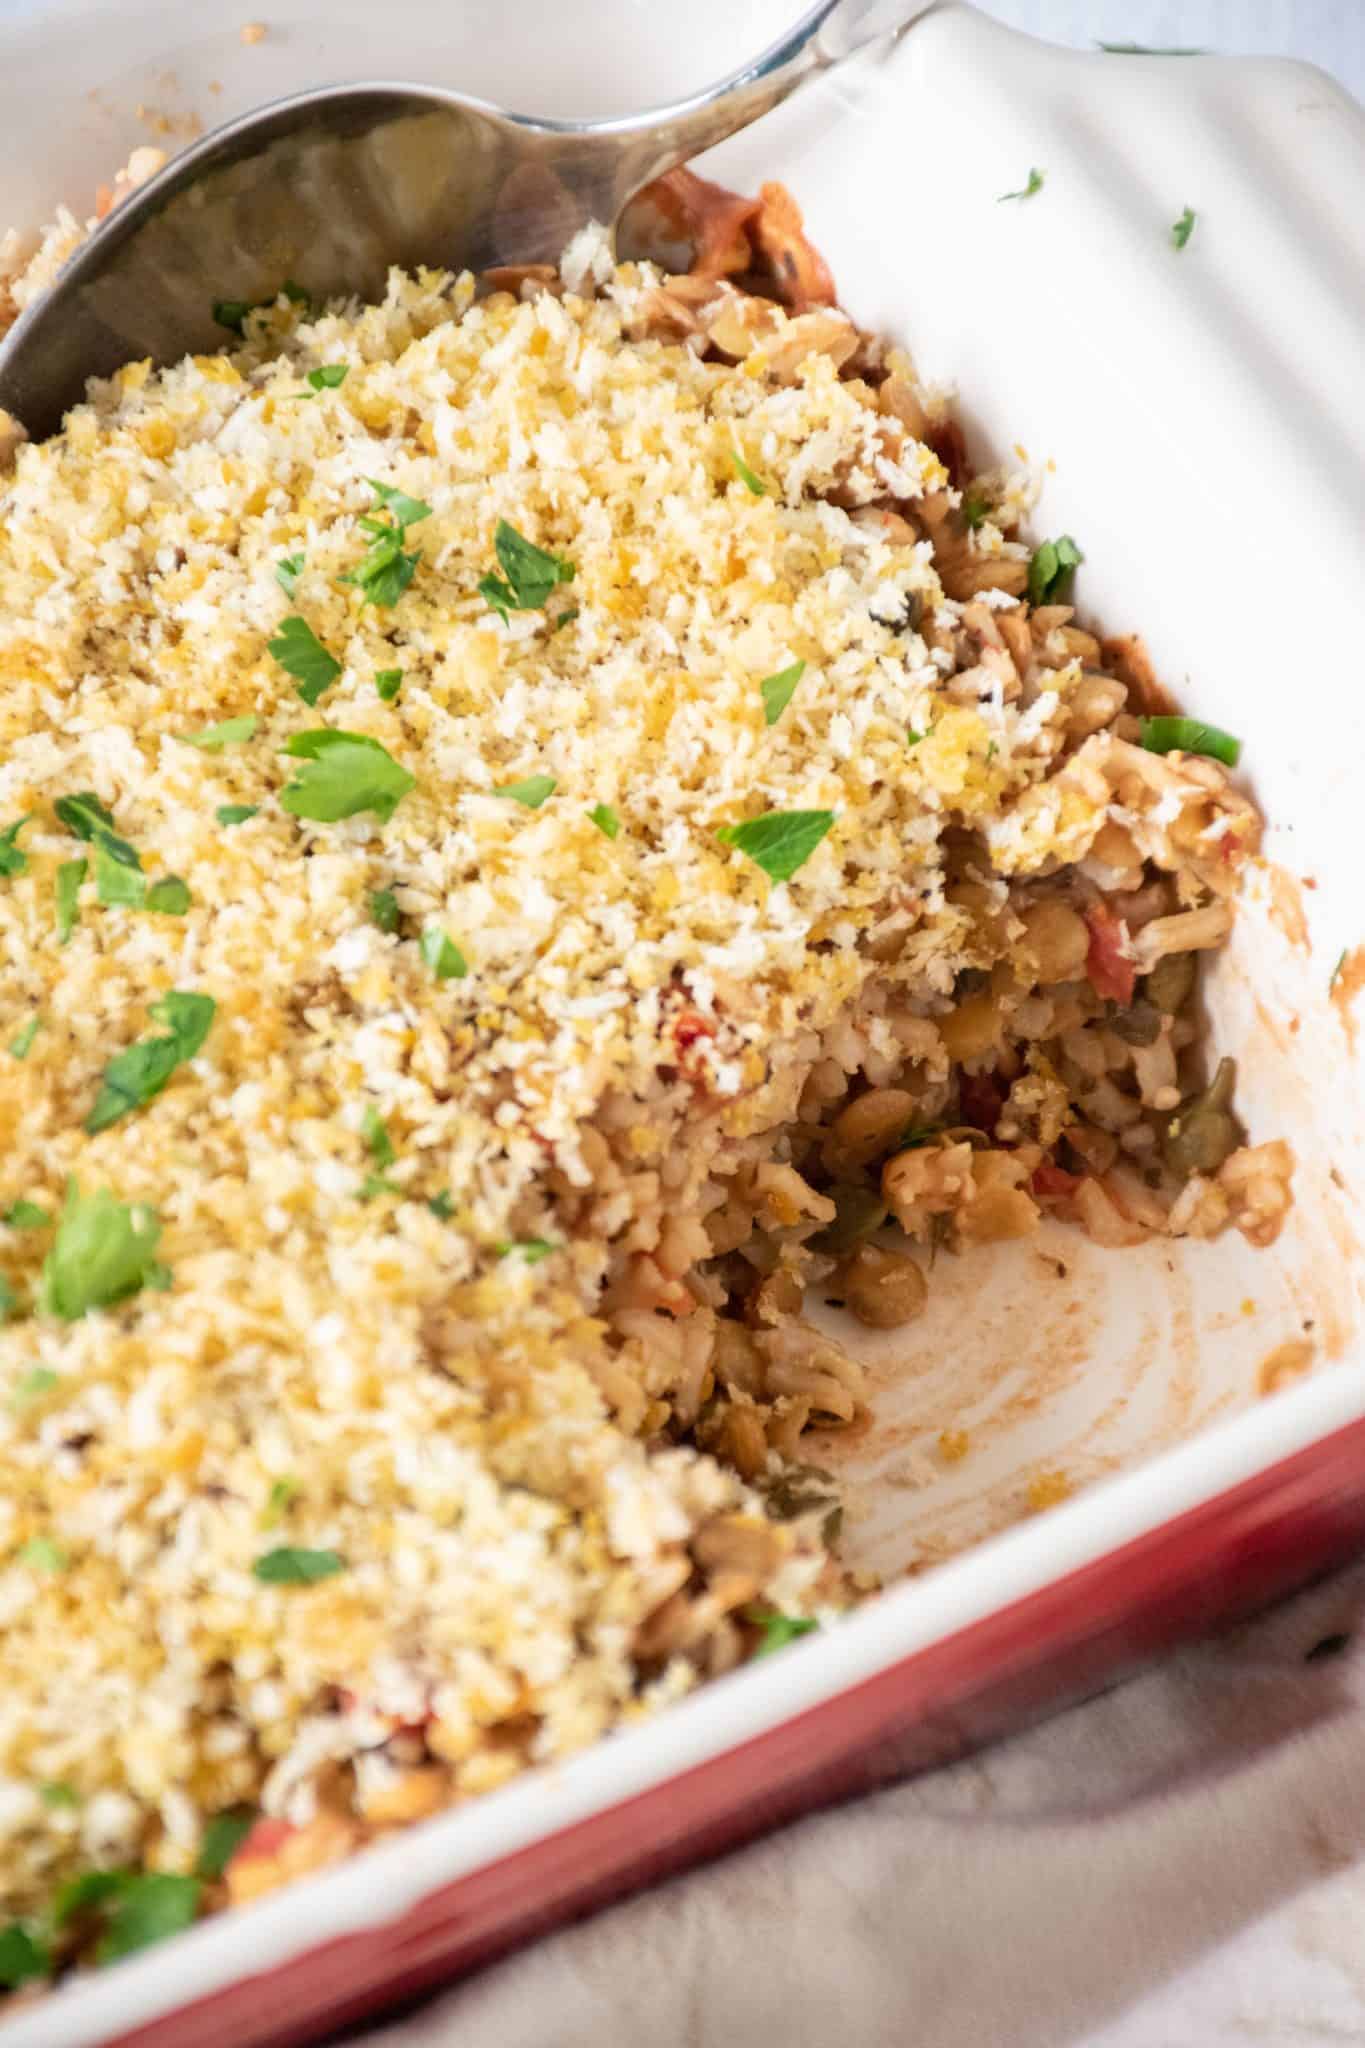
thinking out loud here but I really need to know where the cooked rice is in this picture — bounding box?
[0,167,1289,1971]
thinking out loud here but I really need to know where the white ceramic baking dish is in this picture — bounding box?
[2,4,1363,2041]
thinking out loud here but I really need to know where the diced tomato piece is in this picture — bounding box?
[1084,903,1137,1005]
[1031,1161,1083,1200]
[958,1069,1005,1136]
[227,1816,295,1869]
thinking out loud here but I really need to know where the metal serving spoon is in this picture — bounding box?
[0,0,934,442]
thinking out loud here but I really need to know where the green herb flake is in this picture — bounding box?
[1171,206,1197,249]
[184,715,258,751]
[731,450,767,496]
[365,479,433,531]
[54,792,140,871]
[94,843,145,909]
[0,816,31,879]
[550,606,579,632]
[39,1181,164,1321]
[906,728,926,748]
[19,1536,66,1574]
[760,659,805,727]
[0,1923,49,1991]
[306,364,349,391]
[275,553,305,598]
[196,1809,256,1882]
[493,774,556,809]
[267,615,342,706]
[145,876,191,916]
[1027,533,1084,607]
[216,805,259,827]
[96,1873,201,1964]
[375,668,403,702]
[362,1105,396,1172]
[85,991,216,1137]
[40,1781,78,1809]
[420,926,468,980]
[212,299,252,334]
[961,485,990,530]
[998,167,1044,203]
[427,1191,455,1220]
[480,519,575,621]
[9,1015,40,1060]
[746,1607,820,1657]
[262,1476,298,1528]
[11,1367,58,1409]
[4,1201,49,1230]
[369,888,400,932]
[280,731,415,825]
[715,808,835,883]
[496,1238,556,1264]
[252,1546,346,1585]
[1139,715,1240,767]
[587,803,621,840]
[340,519,421,609]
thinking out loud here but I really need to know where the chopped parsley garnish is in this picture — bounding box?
[216,804,258,826]
[0,816,30,878]
[94,843,145,908]
[1171,206,1197,249]
[365,479,432,531]
[731,450,767,496]
[760,659,805,727]
[375,668,403,702]
[196,1810,256,1882]
[428,1191,455,1220]
[496,1238,555,1263]
[998,167,1044,202]
[494,773,556,809]
[19,1537,66,1573]
[10,1367,58,1408]
[275,553,305,598]
[341,517,421,609]
[550,606,579,632]
[480,519,575,621]
[716,808,835,883]
[306,364,349,391]
[369,888,400,932]
[3,1201,49,1230]
[39,1181,164,1321]
[56,859,85,943]
[212,280,309,334]
[1139,715,1240,767]
[40,1781,77,1809]
[0,1923,49,1990]
[85,991,216,1136]
[906,728,926,747]
[184,715,257,751]
[362,1105,395,1171]
[961,485,990,530]
[280,731,415,824]
[54,792,139,870]
[146,876,191,915]
[267,615,342,705]
[262,1476,298,1527]
[1027,533,1083,606]
[67,1872,202,1965]
[8,1016,40,1060]
[420,926,468,980]
[253,1546,346,1585]
[746,1608,819,1656]
[587,803,621,840]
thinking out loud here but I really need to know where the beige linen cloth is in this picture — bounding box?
[354,1555,1365,2048]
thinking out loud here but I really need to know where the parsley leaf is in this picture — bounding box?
[480,519,575,620]
[496,1238,555,1263]
[95,843,145,908]
[95,1873,201,1964]
[716,808,835,883]
[365,479,432,531]
[40,1781,77,1809]
[196,1810,256,1883]
[306,364,348,391]
[998,167,1044,202]
[253,1546,346,1585]
[85,991,215,1136]
[213,299,252,334]
[9,1015,40,1059]
[587,803,620,840]
[362,1105,395,1171]
[39,1181,164,1320]
[19,1537,66,1573]
[216,804,258,826]
[550,606,579,632]
[428,1191,455,1220]
[494,774,556,809]
[146,876,191,915]
[54,792,140,871]
[420,926,468,980]
[263,1476,298,1527]
[760,660,805,727]
[961,485,990,530]
[340,519,421,608]
[0,1923,49,1990]
[375,668,403,702]
[1027,534,1083,607]
[369,888,400,932]
[11,1367,58,1408]
[183,715,257,751]
[4,1201,49,1230]
[280,731,414,824]
[0,816,31,878]
[747,1608,819,1656]
[267,615,342,706]
[275,553,305,598]
[1139,715,1240,766]
[731,450,767,496]
[1171,206,1197,249]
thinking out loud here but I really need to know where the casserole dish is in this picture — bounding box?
[1,2,1362,2041]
